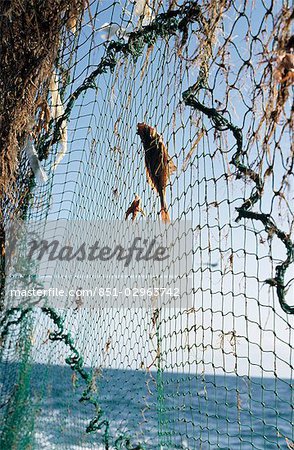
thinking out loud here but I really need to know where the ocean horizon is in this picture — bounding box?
[0,362,293,449]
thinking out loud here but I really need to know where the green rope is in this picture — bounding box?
[183,80,294,315]
[0,317,35,450]
[41,307,109,436]
[1,305,145,448]
[156,311,168,448]
[41,307,144,447]
[0,307,32,342]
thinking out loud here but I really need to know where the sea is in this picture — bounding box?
[0,363,293,449]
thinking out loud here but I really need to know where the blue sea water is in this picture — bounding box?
[0,363,293,449]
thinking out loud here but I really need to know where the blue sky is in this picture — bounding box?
[21,0,294,378]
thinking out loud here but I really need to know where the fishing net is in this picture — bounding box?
[0,0,293,449]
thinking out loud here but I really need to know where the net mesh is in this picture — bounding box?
[0,0,293,449]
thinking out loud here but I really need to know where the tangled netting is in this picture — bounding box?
[0,0,293,449]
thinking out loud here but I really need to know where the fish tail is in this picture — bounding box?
[159,192,170,223]
[160,208,170,223]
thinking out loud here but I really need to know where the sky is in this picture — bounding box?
[7,0,293,379]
